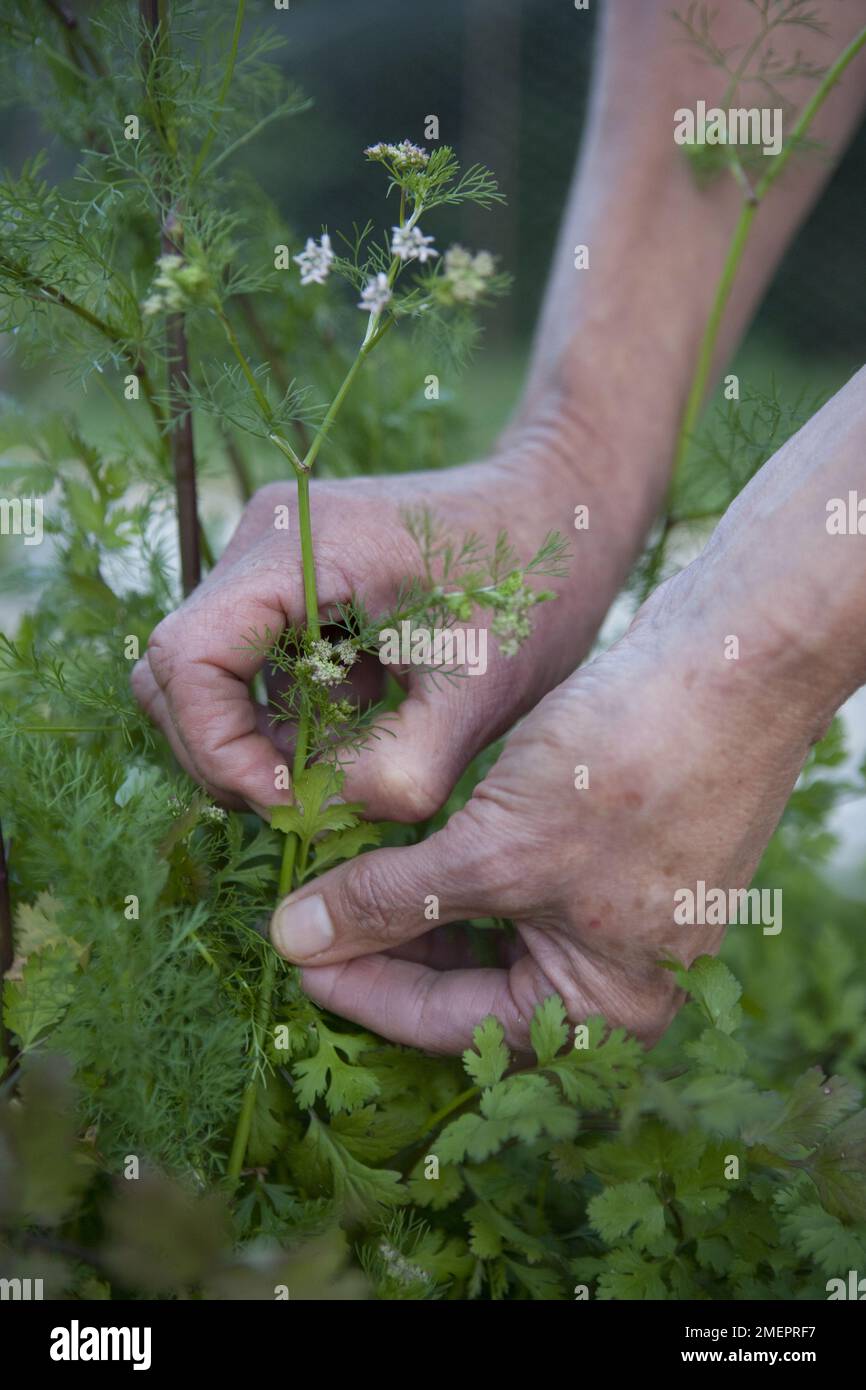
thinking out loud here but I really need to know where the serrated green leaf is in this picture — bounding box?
[744,1067,861,1155]
[588,1180,667,1250]
[301,1114,407,1222]
[665,954,742,1033]
[684,1027,748,1075]
[530,994,569,1066]
[594,1247,669,1300]
[293,1020,380,1115]
[804,1109,866,1221]
[308,820,381,876]
[462,1015,510,1088]
[780,1202,866,1276]
[437,1073,576,1163]
[5,945,79,1050]
[269,804,305,836]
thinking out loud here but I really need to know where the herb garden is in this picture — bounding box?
[1,0,866,1302]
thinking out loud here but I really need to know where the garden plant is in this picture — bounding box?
[1,0,866,1301]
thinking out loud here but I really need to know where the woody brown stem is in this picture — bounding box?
[0,821,15,1065]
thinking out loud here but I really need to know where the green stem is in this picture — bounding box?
[226,950,276,1183]
[670,22,866,481]
[301,316,396,475]
[424,1084,479,1133]
[217,306,271,418]
[671,203,755,477]
[191,0,246,181]
[295,473,320,638]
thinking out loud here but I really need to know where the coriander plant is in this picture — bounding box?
[0,0,865,1301]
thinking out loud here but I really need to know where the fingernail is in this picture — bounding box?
[272,894,334,960]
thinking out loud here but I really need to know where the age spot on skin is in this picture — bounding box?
[622,790,643,809]
[588,918,603,930]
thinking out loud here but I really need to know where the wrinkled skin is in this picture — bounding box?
[268,568,821,1052]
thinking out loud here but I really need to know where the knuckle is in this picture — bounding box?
[145,614,183,687]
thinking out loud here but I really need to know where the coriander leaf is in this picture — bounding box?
[293,1019,381,1114]
[530,994,569,1066]
[462,1015,510,1088]
[308,821,381,876]
[664,955,742,1033]
[5,945,79,1050]
[588,1180,667,1250]
[302,1114,407,1222]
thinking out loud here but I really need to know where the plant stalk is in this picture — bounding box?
[671,22,866,480]
[0,821,14,1064]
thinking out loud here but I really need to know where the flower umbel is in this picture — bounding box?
[294,233,335,286]
[440,245,497,304]
[390,225,438,263]
[358,272,392,315]
[296,637,359,687]
[365,139,430,171]
[142,252,214,316]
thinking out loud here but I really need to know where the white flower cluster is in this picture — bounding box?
[296,636,359,687]
[488,570,554,658]
[294,233,334,286]
[142,253,213,316]
[358,271,392,315]
[390,224,437,264]
[364,139,430,171]
[441,245,496,304]
[377,1239,433,1290]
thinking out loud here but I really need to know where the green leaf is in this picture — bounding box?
[588,1180,667,1251]
[331,1105,419,1163]
[744,1067,861,1155]
[293,1019,381,1114]
[270,804,305,837]
[664,955,742,1033]
[407,1160,465,1210]
[13,892,68,956]
[684,1027,748,1075]
[462,1015,510,1088]
[467,1203,503,1258]
[5,945,79,1050]
[594,1247,669,1300]
[804,1110,866,1221]
[64,478,104,534]
[530,994,569,1066]
[301,1114,407,1222]
[780,1202,866,1276]
[309,821,381,876]
[437,1074,576,1163]
[541,1018,644,1106]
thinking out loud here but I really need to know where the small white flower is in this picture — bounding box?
[142,294,164,317]
[391,224,438,263]
[294,233,334,287]
[358,272,392,314]
[442,245,496,304]
[365,140,430,171]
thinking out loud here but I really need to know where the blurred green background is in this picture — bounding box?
[3,0,865,447]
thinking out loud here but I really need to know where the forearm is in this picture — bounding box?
[660,365,866,738]
[507,0,866,534]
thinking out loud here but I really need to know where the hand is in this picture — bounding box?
[269,569,825,1052]
[132,423,641,821]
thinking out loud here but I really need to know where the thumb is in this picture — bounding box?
[269,807,500,966]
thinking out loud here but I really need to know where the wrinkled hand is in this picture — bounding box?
[270,572,822,1052]
[132,436,626,821]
